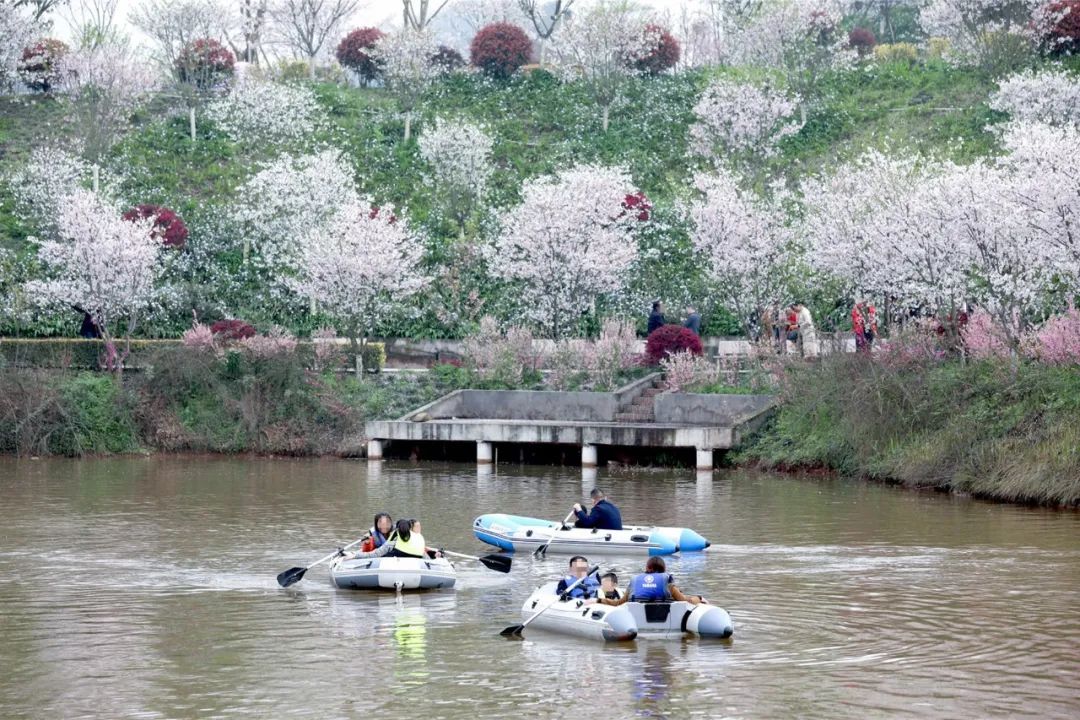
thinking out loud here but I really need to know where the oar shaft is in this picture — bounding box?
[521,565,599,630]
[309,536,366,570]
[442,550,481,561]
[535,510,577,556]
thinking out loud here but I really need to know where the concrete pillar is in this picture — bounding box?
[695,447,713,471]
[582,444,598,468]
[477,441,493,465]
[367,439,383,460]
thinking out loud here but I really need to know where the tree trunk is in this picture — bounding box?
[189,107,197,143]
[404,112,412,141]
[602,105,610,132]
[92,165,100,193]
[309,55,317,79]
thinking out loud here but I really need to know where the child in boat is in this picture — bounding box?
[599,572,622,601]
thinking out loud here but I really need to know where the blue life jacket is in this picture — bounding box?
[560,574,600,600]
[628,572,672,602]
[371,529,389,548]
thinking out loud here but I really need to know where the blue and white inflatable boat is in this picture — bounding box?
[473,514,709,556]
[518,582,734,641]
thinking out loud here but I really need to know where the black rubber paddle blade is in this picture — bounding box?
[500,624,525,637]
[276,566,307,587]
[480,555,512,573]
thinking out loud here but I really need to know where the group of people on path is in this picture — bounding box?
[648,301,702,337]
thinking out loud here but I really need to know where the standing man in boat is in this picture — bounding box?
[573,488,623,530]
[588,557,706,607]
[556,556,601,600]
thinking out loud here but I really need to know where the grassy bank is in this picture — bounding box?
[739,355,1080,506]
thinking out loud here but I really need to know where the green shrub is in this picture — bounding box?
[54,374,139,455]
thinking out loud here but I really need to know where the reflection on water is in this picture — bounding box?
[0,456,1078,719]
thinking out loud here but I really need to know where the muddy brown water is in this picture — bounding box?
[1,457,1077,719]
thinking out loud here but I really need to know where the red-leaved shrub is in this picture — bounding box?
[1043,0,1080,55]
[122,205,189,248]
[848,27,877,56]
[432,45,465,72]
[470,23,533,79]
[18,38,68,92]
[645,325,703,365]
[632,25,680,74]
[336,27,385,84]
[175,38,235,89]
[622,191,652,221]
[210,319,256,341]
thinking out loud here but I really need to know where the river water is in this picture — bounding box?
[0,457,1077,719]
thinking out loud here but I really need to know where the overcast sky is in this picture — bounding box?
[48,0,705,53]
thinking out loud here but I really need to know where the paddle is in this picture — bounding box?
[441,550,512,574]
[500,565,600,637]
[276,536,367,588]
[533,510,577,557]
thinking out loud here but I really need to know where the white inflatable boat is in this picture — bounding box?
[329,555,456,591]
[474,514,709,556]
[518,582,734,641]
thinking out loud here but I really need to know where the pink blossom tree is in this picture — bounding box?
[487,164,646,338]
[688,169,794,337]
[290,199,429,375]
[24,189,163,376]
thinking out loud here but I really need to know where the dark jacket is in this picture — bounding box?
[684,313,702,335]
[647,311,665,334]
[574,499,623,530]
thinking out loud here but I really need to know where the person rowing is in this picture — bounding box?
[360,512,393,552]
[555,555,601,600]
[342,518,442,560]
[586,557,706,607]
[573,487,623,530]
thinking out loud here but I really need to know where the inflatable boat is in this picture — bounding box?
[474,514,709,556]
[518,582,734,641]
[329,555,456,591]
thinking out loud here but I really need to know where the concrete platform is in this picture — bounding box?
[364,418,743,450]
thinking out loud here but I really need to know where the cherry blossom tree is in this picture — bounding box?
[291,199,429,374]
[919,0,1043,73]
[989,67,1080,127]
[418,117,494,236]
[688,169,794,337]
[690,77,804,173]
[231,149,360,269]
[206,76,324,146]
[487,164,647,337]
[56,42,158,190]
[1,3,35,91]
[550,0,662,131]
[9,145,93,235]
[24,189,162,376]
[371,28,444,140]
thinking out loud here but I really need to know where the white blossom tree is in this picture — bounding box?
[291,199,429,374]
[231,149,360,269]
[0,3,35,91]
[8,145,93,235]
[550,0,661,131]
[690,76,804,173]
[487,163,646,337]
[989,67,1080,127]
[56,42,158,190]
[372,28,444,140]
[24,189,162,375]
[418,117,494,235]
[206,75,324,146]
[688,169,793,336]
[919,0,1043,73]
[269,0,359,76]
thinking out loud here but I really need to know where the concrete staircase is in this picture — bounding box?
[613,377,665,423]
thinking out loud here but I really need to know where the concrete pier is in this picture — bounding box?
[582,444,598,468]
[367,439,383,460]
[477,441,493,464]
[696,448,714,470]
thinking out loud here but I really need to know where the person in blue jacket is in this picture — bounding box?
[590,557,706,607]
[555,556,600,600]
[573,488,623,530]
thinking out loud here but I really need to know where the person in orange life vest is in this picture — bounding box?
[360,512,393,553]
[587,557,706,606]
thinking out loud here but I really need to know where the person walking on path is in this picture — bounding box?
[852,300,879,354]
[647,300,665,335]
[683,306,702,336]
[791,302,819,358]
